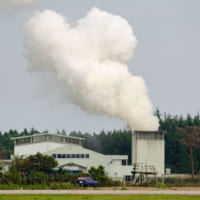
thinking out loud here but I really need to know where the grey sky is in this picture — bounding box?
[0,0,200,133]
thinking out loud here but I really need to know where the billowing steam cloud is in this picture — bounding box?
[0,0,38,11]
[24,8,159,131]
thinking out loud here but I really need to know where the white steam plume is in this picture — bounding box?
[0,0,38,11]
[24,8,159,131]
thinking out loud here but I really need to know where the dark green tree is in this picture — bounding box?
[27,152,58,173]
[10,153,58,175]
[177,126,200,178]
[88,165,108,186]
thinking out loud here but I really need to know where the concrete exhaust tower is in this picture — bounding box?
[132,131,165,176]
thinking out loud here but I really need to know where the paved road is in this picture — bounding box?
[0,190,200,195]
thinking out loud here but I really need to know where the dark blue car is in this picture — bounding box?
[77,177,98,187]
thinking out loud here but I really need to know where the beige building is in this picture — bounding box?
[12,133,131,180]
[11,131,165,180]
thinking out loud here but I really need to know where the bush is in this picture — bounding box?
[27,171,46,185]
[121,186,128,190]
[8,170,22,185]
[105,178,121,187]
[23,184,47,190]
[0,173,10,184]
[50,182,72,189]
[0,184,21,190]
[53,172,88,184]
[164,177,200,187]
[135,178,157,187]
[156,182,166,189]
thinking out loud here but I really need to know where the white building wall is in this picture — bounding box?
[131,133,137,164]
[132,131,165,176]
[14,141,128,180]
[15,142,65,156]
[136,139,164,175]
[45,144,128,178]
[107,165,133,180]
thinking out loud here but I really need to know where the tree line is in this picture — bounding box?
[1,110,200,174]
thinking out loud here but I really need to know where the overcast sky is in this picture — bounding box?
[0,0,199,133]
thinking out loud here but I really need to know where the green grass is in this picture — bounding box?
[0,195,200,200]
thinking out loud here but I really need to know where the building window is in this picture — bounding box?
[68,139,72,143]
[125,176,131,181]
[61,154,66,158]
[71,154,75,158]
[113,160,121,166]
[53,154,57,158]
[86,154,89,158]
[53,153,89,159]
[65,138,69,143]
[122,160,127,166]
[81,154,84,158]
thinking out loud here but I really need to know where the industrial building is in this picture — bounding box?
[132,131,165,177]
[11,131,165,180]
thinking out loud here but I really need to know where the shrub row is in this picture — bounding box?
[136,177,200,187]
[0,171,122,188]
[0,183,73,190]
[164,177,200,187]
[0,171,86,186]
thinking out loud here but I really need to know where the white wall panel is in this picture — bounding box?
[15,142,65,156]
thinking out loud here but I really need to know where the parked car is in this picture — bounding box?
[77,177,98,187]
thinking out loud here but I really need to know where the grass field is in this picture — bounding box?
[0,195,200,200]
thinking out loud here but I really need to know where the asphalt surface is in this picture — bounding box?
[0,189,200,195]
